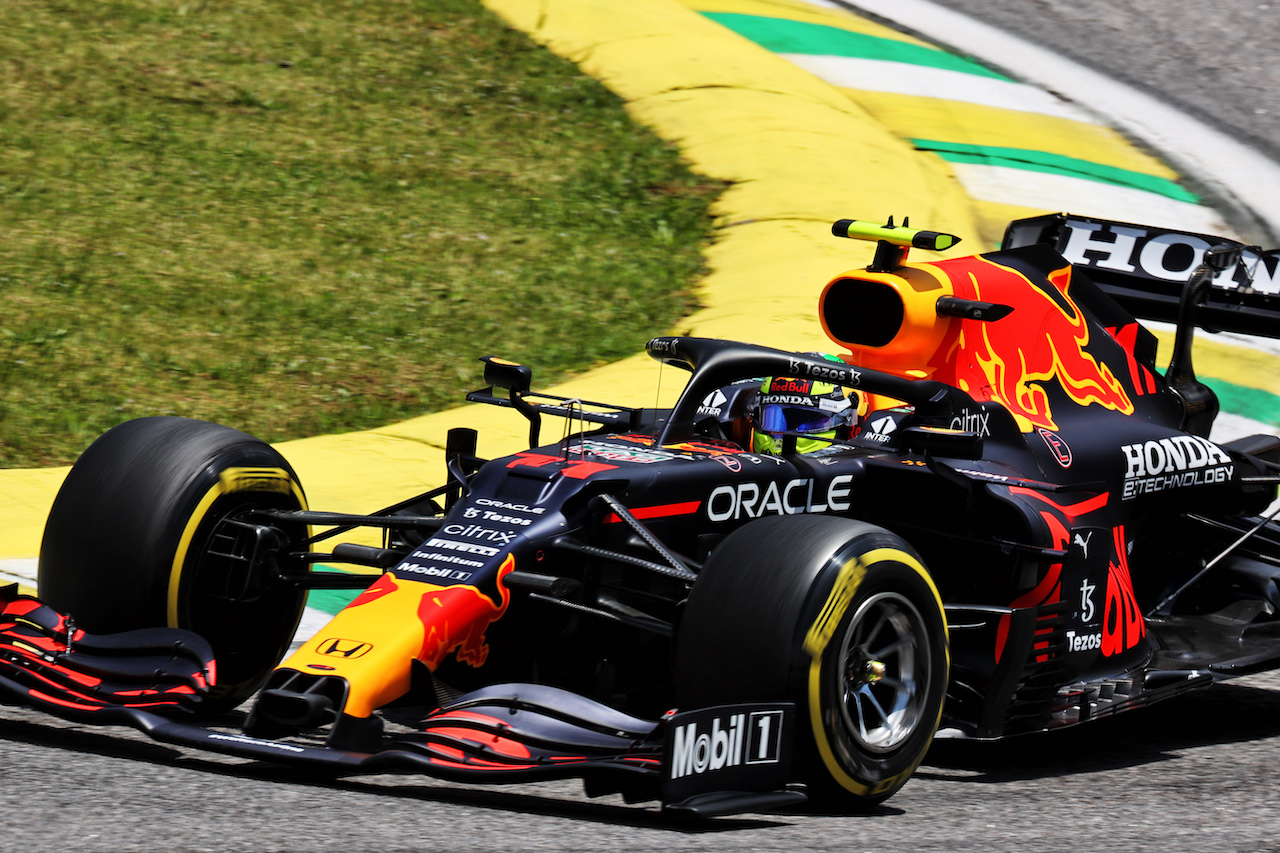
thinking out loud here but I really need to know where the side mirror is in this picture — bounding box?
[481,356,532,394]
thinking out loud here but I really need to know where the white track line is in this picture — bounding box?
[0,559,36,586]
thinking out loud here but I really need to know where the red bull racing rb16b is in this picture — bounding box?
[5,214,1280,816]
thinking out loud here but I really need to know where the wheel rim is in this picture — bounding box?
[182,495,307,703]
[837,591,931,754]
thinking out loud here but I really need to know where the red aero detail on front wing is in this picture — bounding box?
[0,584,214,716]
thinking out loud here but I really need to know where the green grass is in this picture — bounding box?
[0,0,722,467]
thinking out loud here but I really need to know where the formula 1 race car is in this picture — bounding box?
[4,214,1280,816]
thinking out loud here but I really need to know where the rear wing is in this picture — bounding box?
[1003,213,1280,339]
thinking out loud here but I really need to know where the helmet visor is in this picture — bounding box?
[759,404,840,435]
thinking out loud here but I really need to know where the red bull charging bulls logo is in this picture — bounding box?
[930,256,1134,432]
[417,554,516,668]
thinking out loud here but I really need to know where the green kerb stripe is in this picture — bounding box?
[913,139,1200,203]
[1206,377,1280,428]
[307,564,367,615]
[307,587,362,615]
[701,12,1009,80]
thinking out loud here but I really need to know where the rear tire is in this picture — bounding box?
[675,515,948,807]
[39,417,310,712]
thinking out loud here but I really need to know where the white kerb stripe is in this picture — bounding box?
[948,162,1233,236]
[781,53,1095,122]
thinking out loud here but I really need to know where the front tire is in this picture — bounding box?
[674,515,949,807]
[39,417,310,712]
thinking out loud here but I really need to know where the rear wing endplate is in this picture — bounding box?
[1003,213,1280,339]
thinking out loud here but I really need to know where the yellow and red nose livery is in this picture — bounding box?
[821,254,1136,432]
[281,556,515,718]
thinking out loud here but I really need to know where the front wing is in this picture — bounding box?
[0,587,802,817]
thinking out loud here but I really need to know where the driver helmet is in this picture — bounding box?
[751,355,857,454]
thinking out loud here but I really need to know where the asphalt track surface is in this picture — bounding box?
[927,0,1280,165]
[5,672,1280,852]
[915,0,1280,244]
[7,5,1280,852]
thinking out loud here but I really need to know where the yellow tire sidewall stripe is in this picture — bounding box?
[166,467,308,627]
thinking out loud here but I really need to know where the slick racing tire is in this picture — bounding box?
[675,515,949,808]
[39,417,310,713]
